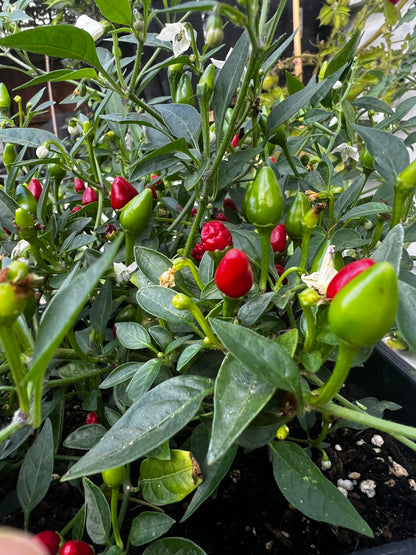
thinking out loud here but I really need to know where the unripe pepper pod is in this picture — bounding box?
[102,465,126,489]
[176,73,194,106]
[215,248,253,298]
[168,63,183,101]
[0,281,30,326]
[244,166,283,229]
[119,187,153,238]
[326,258,375,299]
[0,82,11,114]
[2,143,16,171]
[360,148,374,172]
[197,64,215,104]
[206,13,224,48]
[15,184,38,213]
[110,176,138,210]
[328,261,398,348]
[285,191,310,241]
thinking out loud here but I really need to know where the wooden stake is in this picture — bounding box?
[292,0,303,81]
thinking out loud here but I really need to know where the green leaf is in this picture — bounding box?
[62,376,213,479]
[129,512,176,547]
[238,292,276,326]
[271,441,373,536]
[63,424,107,450]
[90,279,113,334]
[115,322,152,350]
[372,224,404,275]
[100,362,144,389]
[177,343,203,373]
[213,31,250,141]
[209,318,300,393]
[126,358,162,400]
[140,449,203,506]
[353,124,409,184]
[157,104,201,147]
[143,537,207,555]
[15,68,98,90]
[207,355,276,465]
[134,246,189,292]
[225,223,261,262]
[137,286,194,325]
[325,31,360,76]
[60,232,95,254]
[26,236,123,384]
[83,477,111,545]
[397,280,416,352]
[17,419,54,519]
[93,0,132,24]
[340,202,390,222]
[0,26,101,68]
[0,127,65,149]
[285,70,305,94]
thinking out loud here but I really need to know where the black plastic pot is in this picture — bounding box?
[356,537,416,555]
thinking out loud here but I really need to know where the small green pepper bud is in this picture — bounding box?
[0,83,11,114]
[102,466,126,489]
[206,13,224,48]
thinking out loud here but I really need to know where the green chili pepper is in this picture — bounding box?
[299,203,326,270]
[328,261,398,348]
[15,184,38,214]
[168,63,183,102]
[285,191,310,243]
[244,166,283,291]
[391,158,416,227]
[197,64,215,105]
[120,187,153,265]
[102,466,126,489]
[2,143,16,172]
[175,73,194,106]
[0,83,11,114]
[244,166,283,229]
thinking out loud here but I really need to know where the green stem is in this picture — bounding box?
[0,325,29,416]
[258,227,272,292]
[314,401,416,447]
[222,296,239,318]
[110,487,124,550]
[299,230,311,270]
[125,233,135,266]
[281,142,300,177]
[0,418,26,443]
[391,188,408,228]
[301,305,316,354]
[310,342,358,406]
[182,198,207,258]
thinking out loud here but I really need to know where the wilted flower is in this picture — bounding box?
[113,261,137,284]
[156,23,191,57]
[75,15,105,42]
[301,245,338,296]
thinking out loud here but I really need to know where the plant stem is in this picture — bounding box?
[110,487,124,551]
[310,343,358,406]
[258,228,272,292]
[0,325,29,416]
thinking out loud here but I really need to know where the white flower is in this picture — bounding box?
[36,144,50,159]
[211,48,233,69]
[156,23,191,57]
[328,116,338,128]
[301,245,338,296]
[113,262,137,284]
[331,142,360,164]
[75,15,104,42]
[332,80,343,90]
[11,240,35,265]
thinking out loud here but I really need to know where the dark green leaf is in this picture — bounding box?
[157,104,201,147]
[15,68,98,90]
[271,441,373,536]
[129,512,176,547]
[372,224,404,274]
[207,355,276,464]
[83,477,111,545]
[397,280,416,352]
[143,537,207,555]
[62,376,213,479]
[0,127,65,149]
[126,359,162,400]
[63,425,106,450]
[209,318,300,393]
[93,0,132,24]
[137,286,194,325]
[0,26,101,68]
[325,31,360,76]
[340,202,390,222]
[115,322,152,350]
[17,419,54,518]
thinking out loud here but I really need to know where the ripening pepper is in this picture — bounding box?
[244,166,283,229]
[192,242,206,262]
[28,178,42,201]
[15,184,38,213]
[215,248,253,298]
[200,221,232,252]
[285,191,310,242]
[0,281,30,326]
[326,258,375,299]
[84,411,100,425]
[110,176,138,210]
[328,261,398,348]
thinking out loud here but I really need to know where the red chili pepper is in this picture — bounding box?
[60,540,94,555]
[82,187,98,205]
[191,207,198,217]
[326,258,375,299]
[270,223,287,253]
[33,530,61,555]
[223,197,237,211]
[111,176,138,210]
[215,248,253,298]
[192,242,206,262]
[388,0,399,4]
[215,212,228,221]
[231,133,239,148]
[201,221,232,251]
[145,184,157,199]
[28,178,42,201]
[72,206,82,214]
[74,178,86,192]
[84,411,100,425]
[275,263,288,284]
